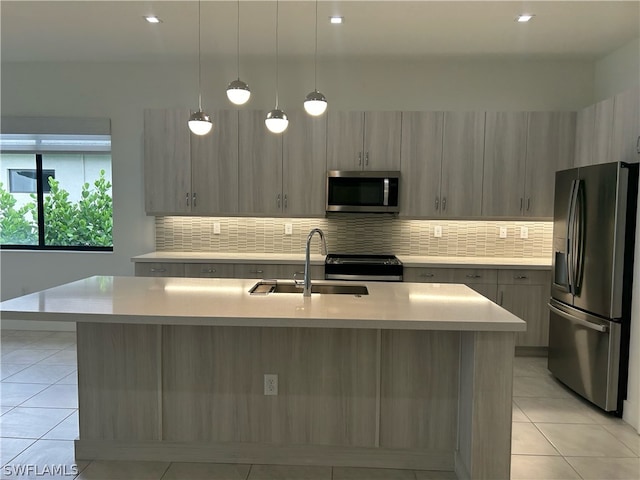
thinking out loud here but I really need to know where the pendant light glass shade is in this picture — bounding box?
[188,1,213,135]
[304,0,327,116]
[226,79,251,105]
[227,0,250,106]
[304,90,328,116]
[265,109,289,134]
[188,110,213,135]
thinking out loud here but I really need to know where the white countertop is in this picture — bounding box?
[132,251,551,269]
[0,276,526,332]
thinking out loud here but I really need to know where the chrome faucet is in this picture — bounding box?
[303,228,328,297]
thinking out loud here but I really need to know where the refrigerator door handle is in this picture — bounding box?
[566,179,579,294]
[574,180,586,292]
[548,303,608,332]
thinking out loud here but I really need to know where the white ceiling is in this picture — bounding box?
[1,1,639,62]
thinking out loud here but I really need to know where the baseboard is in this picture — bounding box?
[515,346,548,357]
[623,399,640,432]
[1,319,76,332]
[75,440,454,471]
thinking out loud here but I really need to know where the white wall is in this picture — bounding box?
[594,37,640,432]
[0,56,594,330]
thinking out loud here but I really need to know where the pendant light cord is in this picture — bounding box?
[197,0,202,111]
[275,0,280,109]
[236,0,240,79]
[314,0,318,90]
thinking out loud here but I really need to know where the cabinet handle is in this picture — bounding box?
[358,152,362,166]
[277,194,281,208]
[435,197,440,211]
[520,198,523,211]
[150,268,166,273]
[465,274,482,278]
[193,192,197,208]
[202,268,216,274]
[526,198,530,211]
[442,197,446,211]
[365,152,369,166]
[186,192,190,207]
[499,290,504,306]
[419,273,435,278]
[284,194,288,209]
[636,135,640,154]
[250,270,264,274]
[514,275,528,280]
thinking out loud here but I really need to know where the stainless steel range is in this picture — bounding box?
[324,254,403,282]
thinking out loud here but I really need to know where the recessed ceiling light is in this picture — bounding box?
[329,16,344,25]
[144,16,162,24]
[516,14,534,23]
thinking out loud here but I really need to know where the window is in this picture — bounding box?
[9,169,55,193]
[0,117,113,251]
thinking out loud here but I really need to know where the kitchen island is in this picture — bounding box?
[0,276,525,480]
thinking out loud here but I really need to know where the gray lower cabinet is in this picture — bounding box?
[404,267,498,302]
[497,270,551,347]
[135,262,185,277]
[184,263,235,278]
[233,263,323,281]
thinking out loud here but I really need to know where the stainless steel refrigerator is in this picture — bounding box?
[548,161,638,415]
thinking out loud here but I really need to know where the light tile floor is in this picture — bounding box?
[1,330,639,479]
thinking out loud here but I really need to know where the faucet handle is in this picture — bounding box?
[293,272,305,288]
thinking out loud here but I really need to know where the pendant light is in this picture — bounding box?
[226,0,251,105]
[303,0,327,116]
[188,0,213,136]
[265,0,288,134]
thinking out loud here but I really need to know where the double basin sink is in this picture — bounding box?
[249,280,368,296]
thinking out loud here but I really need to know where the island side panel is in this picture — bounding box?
[76,323,162,441]
[380,330,459,461]
[162,326,378,446]
[456,331,515,480]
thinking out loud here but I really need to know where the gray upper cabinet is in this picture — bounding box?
[440,112,485,217]
[144,108,239,216]
[282,110,327,216]
[238,110,283,215]
[483,111,575,218]
[400,112,444,217]
[611,86,640,164]
[482,112,528,217]
[191,110,239,215]
[327,111,401,171]
[524,112,576,217]
[144,108,192,215]
[574,104,595,167]
[575,97,616,167]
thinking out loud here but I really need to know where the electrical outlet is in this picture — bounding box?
[434,225,443,238]
[213,222,221,235]
[284,223,293,235]
[520,226,529,239]
[499,227,508,238]
[264,374,278,396]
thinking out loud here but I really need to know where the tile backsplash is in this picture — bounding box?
[156,216,553,258]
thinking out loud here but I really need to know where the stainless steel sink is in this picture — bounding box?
[249,281,368,296]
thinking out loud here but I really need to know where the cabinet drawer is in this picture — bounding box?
[403,268,454,283]
[184,263,235,278]
[498,269,550,285]
[233,264,323,280]
[135,262,185,277]
[449,268,497,285]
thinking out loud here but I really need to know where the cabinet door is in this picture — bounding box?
[525,112,576,217]
[363,111,402,170]
[282,110,327,216]
[400,112,443,217]
[499,284,548,347]
[574,104,595,167]
[592,97,616,165]
[612,87,640,164]
[134,262,185,277]
[143,108,192,214]
[191,110,239,214]
[238,110,283,215]
[440,112,485,217]
[482,112,528,217]
[326,111,365,170]
[234,263,323,280]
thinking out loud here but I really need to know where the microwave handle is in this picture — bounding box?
[383,178,390,206]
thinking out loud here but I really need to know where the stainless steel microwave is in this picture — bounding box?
[326,170,400,213]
